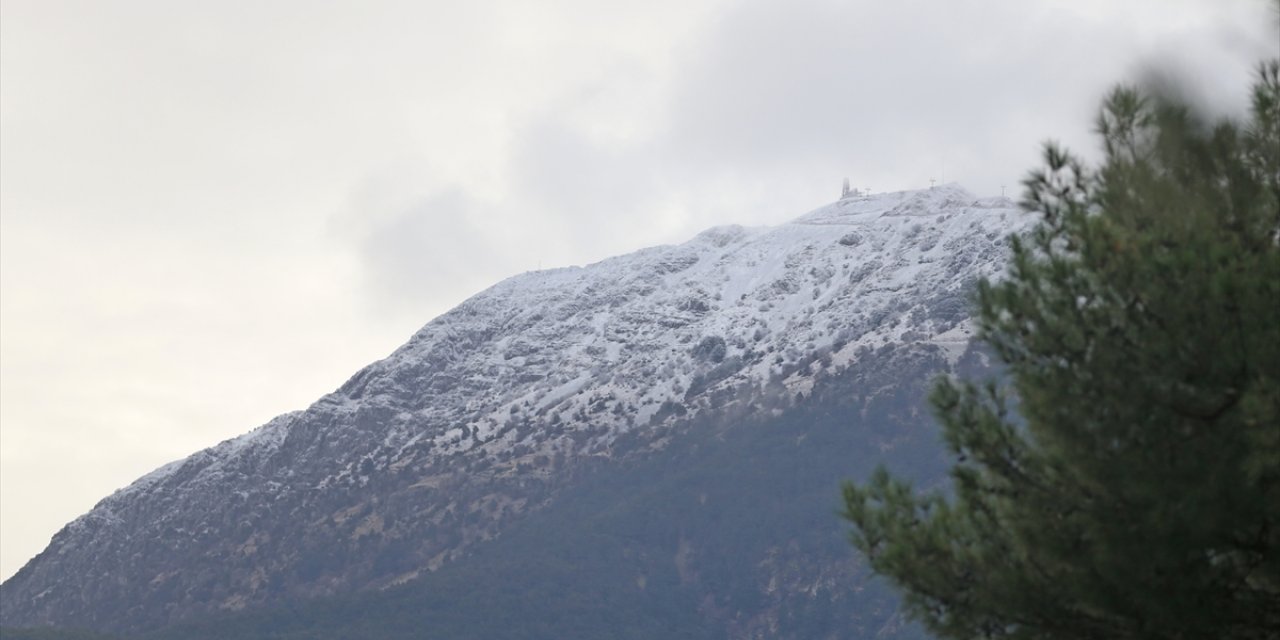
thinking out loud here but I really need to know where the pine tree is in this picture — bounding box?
[842,60,1280,640]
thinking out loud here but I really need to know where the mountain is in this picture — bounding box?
[1,184,1028,637]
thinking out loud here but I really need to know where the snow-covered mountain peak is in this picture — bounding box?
[797,183,1010,224]
[2,184,1032,630]
[70,185,1029,513]
[315,185,1028,460]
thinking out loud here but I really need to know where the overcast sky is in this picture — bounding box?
[1,0,1275,581]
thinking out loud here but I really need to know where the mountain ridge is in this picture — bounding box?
[1,183,1028,634]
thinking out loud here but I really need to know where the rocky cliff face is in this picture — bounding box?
[0,184,1027,634]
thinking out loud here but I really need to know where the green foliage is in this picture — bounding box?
[843,60,1280,640]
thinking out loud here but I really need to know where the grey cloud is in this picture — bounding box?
[336,0,1277,316]
[507,118,670,245]
[344,189,519,314]
[493,1,1126,247]
[659,0,1275,195]
[339,120,682,323]
[660,1,1108,192]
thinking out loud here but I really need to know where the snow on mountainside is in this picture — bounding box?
[106,184,1020,500]
[322,183,1020,458]
[0,184,1030,632]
